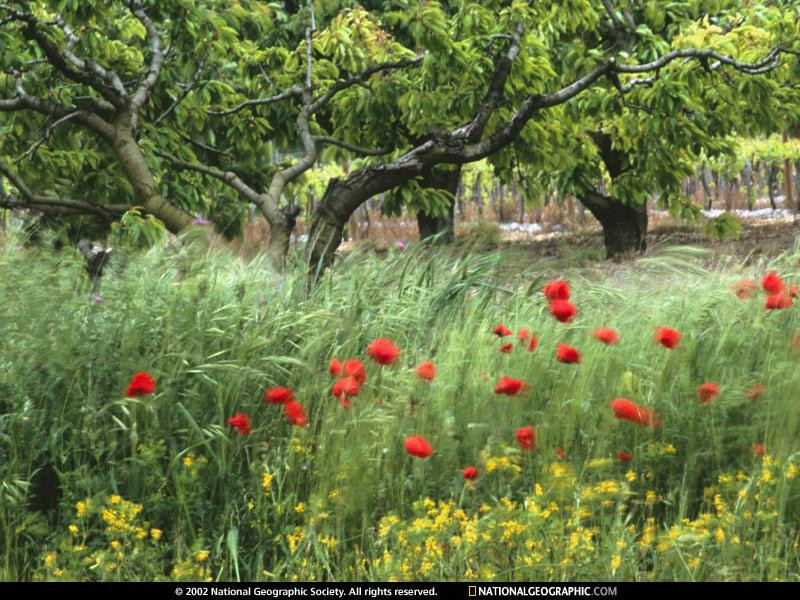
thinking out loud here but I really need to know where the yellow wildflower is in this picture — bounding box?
[151,528,163,540]
[195,551,210,562]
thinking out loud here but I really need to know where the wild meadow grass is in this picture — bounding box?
[1,233,800,581]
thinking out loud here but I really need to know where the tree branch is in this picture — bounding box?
[308,55,424,114]
[155,150,261,204]
[207,86,303,116]
[458,21,525,143]
[15,110,83,163]
[0,158,128,218]
[129,0,164,111]
[313,135,395,156]
[155,55,208,124]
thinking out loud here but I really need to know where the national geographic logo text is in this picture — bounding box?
[468,586,617,597]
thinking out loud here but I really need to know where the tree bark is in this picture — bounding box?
[580,191,647,258]
[415,166,461,242]
[111,126,194,233]
[265,205,299,269]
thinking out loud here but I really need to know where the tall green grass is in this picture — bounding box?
[1,233,799,581]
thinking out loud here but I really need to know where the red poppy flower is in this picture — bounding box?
[500,343,514,353]
[549,299,577,323]
[554,448,566,459]
[284,401,308,427]
[492,324,512,337]
[125,372,156,397]
[332,376,360,408]
[593,327,620,345]
[747,383,767,400]
[610,398,660,427]
[731,279,757,300]
[516,427,536,451]
[517,328,530,341]
[404,435,433,459]
[367,338,401,365]
[415,360,436,381]
[494,375,526,396]
[762,271,784,295]
[556,344,581,364]
[329,358,343,377]
[227,412,252,435]
[617,451,633,462]
[343,359,367,385]
[765,293,793,310]
[655,326,682,349]
[263,387,294,405]
[527,334,539,352]
[750,443,766,457]
[463,466,479,481]
[543,279,571,301]
[697,382,720,405]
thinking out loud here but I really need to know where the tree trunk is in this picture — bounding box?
[580,192,647,258]
[783,132,793,212]
[415,166,461,242]
[112,128,194,233]
[266,205,299,270]
[307,160,423,276]
[768,165,777,210]
[472,172,482,217]
[744,158,754,210]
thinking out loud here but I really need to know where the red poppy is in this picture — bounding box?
[610,398,660,427]
[227,412,252,435]
[332,376,360,408]
[593,327,620,345]
[283,401,308,427]
[750,443,766,457]
[731,279,757,300]
[697,382,720,405]
[655,326,682,349]
[762,271,784,295]
[554,448,566,459]
[263,387,294,405]
[415,360,436,382]
[329,358,343,377]
[492,324,512,337]
[543,279,571,301]
[343,359,367,385]
[747,383,767,400]
[463,466,479,481]
[367,338,401,365]
[617,451,633,462]
[516,427,536,451]
[556,344,581,364]
[527,334,539,352]
[549,299,577,323]
[404,435,433,459]
[500,343,514,353]
[765,293,793,310]
[125,372,156,397]
[517,328,530,341]
[494,375,526,396]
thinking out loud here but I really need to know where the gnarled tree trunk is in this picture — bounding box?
[416,166,461,242]
[580,191,647,258]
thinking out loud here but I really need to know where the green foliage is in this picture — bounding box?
[108,207,169,249]
[702,212,743,241]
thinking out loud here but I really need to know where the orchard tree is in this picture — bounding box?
[304,0,800,272]
[157,3,423,266]
[0,0,203,233]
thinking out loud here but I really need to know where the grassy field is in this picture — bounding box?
[1,232,800,582]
